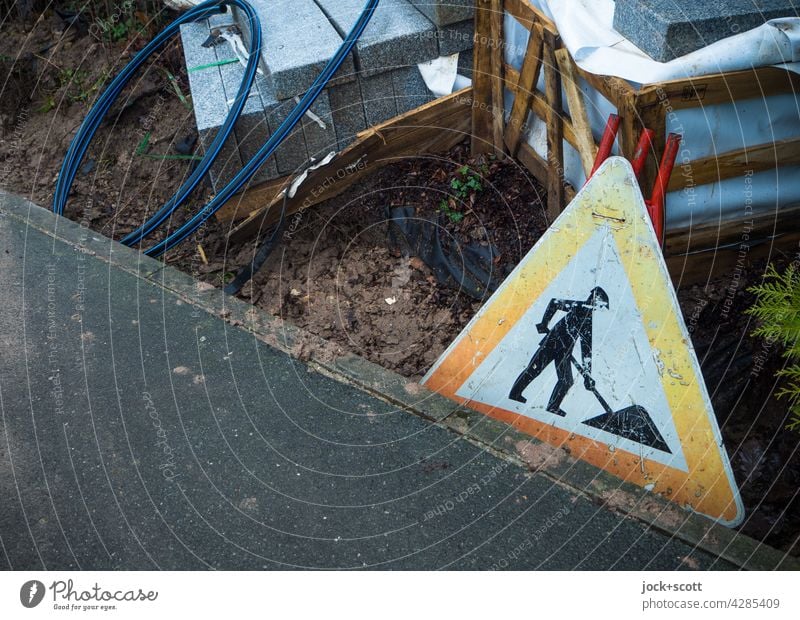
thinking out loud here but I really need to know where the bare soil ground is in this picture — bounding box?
[1,9,797,555]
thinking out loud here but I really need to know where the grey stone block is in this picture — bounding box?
[234,0,355,100]
[359,72,398,126]
[301,91,339,161]
[266,99,310,175]
[329,80,367,150]
[216,56,279,185]
[392,66,433,114]
[437,18,474,56]
[181,20,242,192]
[315,0,438,75]
[614,0,799,62]
[408,0,474,26]
[457,47,473,79]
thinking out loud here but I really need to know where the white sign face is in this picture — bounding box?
[424,158,743,526]
[455,227,687,471]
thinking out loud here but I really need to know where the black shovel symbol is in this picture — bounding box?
[569,355,672,454]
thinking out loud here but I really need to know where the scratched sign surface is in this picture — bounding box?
[423,157,743,525]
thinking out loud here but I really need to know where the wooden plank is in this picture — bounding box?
[489,0,506,159]
[666,229,800,289]
[503,63,580,150]
[638,102,667,201]
[215,175,290,224]
[665,205,800,287]
[573,65,635,110]
[618,96,643,162]
[517,140,549,182]
[637,66,800,110]
[667,204,800,255]
[471,0,494,155]
[542,33,564,219]
[555,47,597,177]
[517,141,576,204]
[228,88,474,244]
[667,136,800,192]
[504,23,543,157]
[505,0,558,36]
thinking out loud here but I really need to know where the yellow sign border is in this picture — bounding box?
[424,158,743,525]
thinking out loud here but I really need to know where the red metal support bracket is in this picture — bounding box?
[586,115,681,247]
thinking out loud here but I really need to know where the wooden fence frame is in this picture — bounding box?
[472,0,800,228]
[224,0,800,284]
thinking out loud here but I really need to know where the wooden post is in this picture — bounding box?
[504,23,543,157]
[555,47,597,178]
[638,101,667,203]
[489,0,506,159]
[471,0,494,156]
[619,95,643,161]
[543,32,564,220]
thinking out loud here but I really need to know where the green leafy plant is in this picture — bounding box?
[57,68,106,104]
[437,165,484,223]
[162,69,192,110]
[38,94,55,113]
[451,165,483,198]
[746,262,800,431]
[438,199,464,223]
[135,131,202,161]
[91,1,148,42]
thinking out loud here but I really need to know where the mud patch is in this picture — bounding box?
[514,439,570,471]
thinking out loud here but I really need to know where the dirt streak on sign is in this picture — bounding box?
[423,157,743,525]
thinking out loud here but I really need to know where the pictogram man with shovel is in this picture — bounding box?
[509,287,609,415]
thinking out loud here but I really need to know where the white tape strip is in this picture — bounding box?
[219,30,264,76]
[294,96,327,129]
[287,152,337,198]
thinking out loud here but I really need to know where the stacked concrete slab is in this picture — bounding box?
[408,0,475,56]
[181,0,475,189]
[614,0,799,62]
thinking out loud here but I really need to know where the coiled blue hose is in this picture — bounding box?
[53,0,379,258]
[53,1,260,231]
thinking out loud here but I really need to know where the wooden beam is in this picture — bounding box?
[637,66,800,110]
[489,0,506,159]
[517,142,576,203]
[517,140,549,182]
[665,205,800,287]
[637,102,667,201]
[555,47,597,177]
[215,174,290,224]
[573,65,635,111]
[227,88,474,245]
[542,33,564,220]
[471,0,494,155]
[504,0,558,36]
[503,63,580,150]
[667,136,800,192]
[504,23,543,157]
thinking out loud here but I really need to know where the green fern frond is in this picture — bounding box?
[776,366,800,382]
[748,262,800,434]
[788,408,800,431]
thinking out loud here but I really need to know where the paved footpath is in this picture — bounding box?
[0,190,790,570]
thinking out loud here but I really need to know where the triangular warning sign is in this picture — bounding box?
[423,157,743,526]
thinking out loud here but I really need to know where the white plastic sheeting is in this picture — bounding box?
[418,54,460,97]
[536,0,800,82]
[505,0,800,229]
